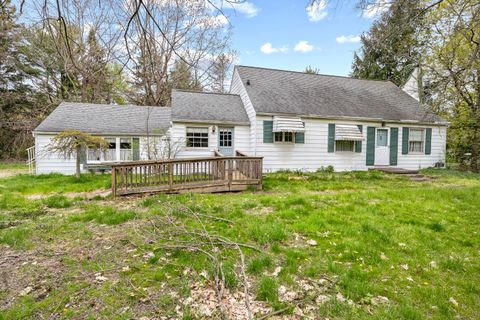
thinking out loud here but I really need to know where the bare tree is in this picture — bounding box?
[46,130,108,179]
[120,0,234,106]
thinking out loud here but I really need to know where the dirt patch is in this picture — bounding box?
[0,169,28,179]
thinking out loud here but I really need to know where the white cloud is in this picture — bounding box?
[306,0,328,22]
[230,1,259,18]
[294,41,315,53]
[336,35,361,44]
[260,42,288,54]
[362,0,391,18]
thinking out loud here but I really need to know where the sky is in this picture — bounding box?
[220,0,387,76]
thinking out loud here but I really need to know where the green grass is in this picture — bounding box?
[256,277,278,302]
[0,162,27,170]
[0,168,479,319]
[0,173,110,194]
[69,205,137,225]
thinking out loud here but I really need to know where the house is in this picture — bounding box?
[33,103,171,174]
[33,65,448,175]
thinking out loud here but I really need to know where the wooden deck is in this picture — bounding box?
[109,154,263,196]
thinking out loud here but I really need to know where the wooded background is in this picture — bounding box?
[1,0,479,171]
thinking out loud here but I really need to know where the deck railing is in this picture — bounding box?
[110,156,263,196]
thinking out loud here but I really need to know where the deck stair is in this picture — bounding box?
[372,167,431,182]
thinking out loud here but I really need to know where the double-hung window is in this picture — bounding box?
[186,127,209,148]
[409,128,424,153]
[120,138,132,160]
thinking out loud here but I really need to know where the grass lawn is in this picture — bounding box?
[0,167,479,319]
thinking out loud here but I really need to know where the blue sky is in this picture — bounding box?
[222,0,384,76]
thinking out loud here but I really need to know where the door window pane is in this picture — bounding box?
[377,130,388,146]
[219,128,233,147]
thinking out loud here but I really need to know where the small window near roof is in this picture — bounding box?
[409,128,424,152]
[186,127,209,148]
[335,140,355,152]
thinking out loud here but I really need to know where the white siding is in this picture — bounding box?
[230,69,256,154]
[171,122,251,158]
[35,134,77,175]
[35,134,169,175]
[397,125,447,170]
[255,115,447,172]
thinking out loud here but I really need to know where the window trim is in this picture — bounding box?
[274,131,295,144]
[408,128,425,154]
[186,126,209,149]
[335,140,355,153]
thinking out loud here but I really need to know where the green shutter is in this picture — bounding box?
[132,137,140,160]
[366,127,376,166]
[295,132,305,144]
[390,128,398,165]
[425,128,432,155]
[328,124,335,153]
[355,125,363,153]
[402,127,409,154]
[263,121,273,143]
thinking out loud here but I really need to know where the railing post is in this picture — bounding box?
[258,159,263,191]
[228,159,233,189]
[168,162,173,190]
[111,166,117,197]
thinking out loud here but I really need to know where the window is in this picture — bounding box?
[274,132,294,143]
[335,140,355,152]
[120,138,132,161]
[219,128,233,147]
[186,127,209,148]
[104,138,116,161]
[409,128,424,153]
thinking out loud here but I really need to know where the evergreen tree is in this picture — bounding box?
[350,0,424,86]
[170,60,202,92]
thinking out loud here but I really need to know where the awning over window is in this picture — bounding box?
[272,116,305,132]
[335,125,363,141]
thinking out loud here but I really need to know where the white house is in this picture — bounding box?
[33,65,448,175]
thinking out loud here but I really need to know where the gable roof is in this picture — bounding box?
[171,90,249,125]
[34,102,171,135]
[234,65,445,124]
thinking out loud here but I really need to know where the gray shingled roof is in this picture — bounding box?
[34,102,171,135]
[171,90,249,124]
[235,66,445,124]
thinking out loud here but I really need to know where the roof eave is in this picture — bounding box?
[256,112,449,126]
[172,119,250,126]
[33,130,168,136]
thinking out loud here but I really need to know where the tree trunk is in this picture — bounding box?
[75,145,81,179]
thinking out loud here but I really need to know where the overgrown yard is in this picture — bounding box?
[0,165,479,319]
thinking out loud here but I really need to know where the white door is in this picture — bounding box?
[375,128,390,166]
